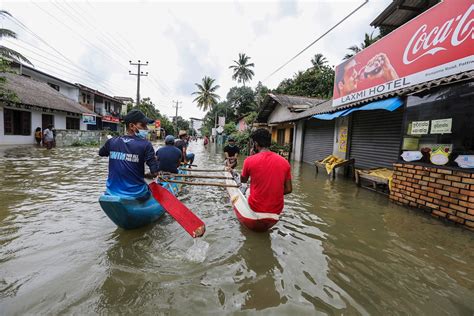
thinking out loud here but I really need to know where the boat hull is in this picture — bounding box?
[224,171,280,232]
[99,172,185,229]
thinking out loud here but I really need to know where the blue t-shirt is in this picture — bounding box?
[99,135,158,198]
[156,145,182,174]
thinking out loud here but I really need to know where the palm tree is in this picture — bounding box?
[343,32,380,60]
[192,76,220,112]
[0,11,32,65]
[229,53,255,86]
[311,53,327,69]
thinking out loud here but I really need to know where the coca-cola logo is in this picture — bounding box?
[403,4,474,65]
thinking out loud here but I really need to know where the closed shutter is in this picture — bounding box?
[349,109,403,169]
[302,119,335,164]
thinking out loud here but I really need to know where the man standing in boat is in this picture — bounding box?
[224,136,240,169]
[240,128,292,215]
[98,109,158,198]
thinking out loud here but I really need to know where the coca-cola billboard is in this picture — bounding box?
[333,0,473,107]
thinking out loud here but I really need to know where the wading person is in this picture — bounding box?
[43,124,54,150]
[156,135,182,174]
[34,127,42,145]
[224,136,240,169]
[98,109,158,198]
[240,129,292,215]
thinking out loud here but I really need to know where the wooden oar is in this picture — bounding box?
[148,182,205,238]
[160,172,233,180]
[159,177,239,188]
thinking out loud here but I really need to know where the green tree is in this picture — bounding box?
[226,86,257,117]
[192,76,220,112]
[255,81,270,107]
[311,53,328,69]
[343,32,380,60]
[275,64,335,99]
[223,121,236,135]
[0,11,32,65]
[229,53,255,86]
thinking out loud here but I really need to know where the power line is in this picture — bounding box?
[263,0,369,82]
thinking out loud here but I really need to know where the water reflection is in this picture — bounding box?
[0,142,474,314]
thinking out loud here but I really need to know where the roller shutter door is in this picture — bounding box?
[302,119,335,164]
[349,109,403,169]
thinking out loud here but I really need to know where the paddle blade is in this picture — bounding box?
[149,182,205,238]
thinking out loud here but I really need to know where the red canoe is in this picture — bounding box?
[224,171,279,232]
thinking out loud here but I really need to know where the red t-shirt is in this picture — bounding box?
[241,151,291,214]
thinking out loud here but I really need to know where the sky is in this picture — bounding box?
[1,0,392,120]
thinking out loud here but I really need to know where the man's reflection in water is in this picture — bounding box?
[236,229,286,311]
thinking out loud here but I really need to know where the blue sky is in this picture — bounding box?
[1,0,392,119]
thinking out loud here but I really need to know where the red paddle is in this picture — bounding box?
[148,182,205,238]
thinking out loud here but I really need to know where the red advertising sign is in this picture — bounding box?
[333,0,474,107]
[102,115,120,123]
[155,120,161,128]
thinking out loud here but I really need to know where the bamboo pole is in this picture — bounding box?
[161,173,233,180]
[178,168,226,172]
[159,178,239,188]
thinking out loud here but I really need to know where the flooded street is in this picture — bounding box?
[1,141,474,315]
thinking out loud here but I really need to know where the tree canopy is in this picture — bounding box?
[229,53,255,86]
[192,76,220,112]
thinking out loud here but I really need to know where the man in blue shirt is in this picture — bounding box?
[99,109,158,198]
[156,135,182,174]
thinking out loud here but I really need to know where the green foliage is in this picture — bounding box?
[229,53,255,86]
[224,121,236,135]
[192,76,220,111]
[0,57,19,102]
[230,129,251,155]
[173,116,190,134]
[244,111,258,126]
[226,86,257,117]
[128,97,175,136]
[0,11,33,65]
[201,101,236,135]
[269,141,291,154]
[343,32,380,60]
[255,81,270,106]
[275,64,335,99]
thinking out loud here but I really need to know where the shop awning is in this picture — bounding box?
[340,97,403,117]
[311,97,403,120]
[312,109,349,120]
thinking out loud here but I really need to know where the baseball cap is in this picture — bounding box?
[165,135,175,144]
[228,136,235,141]
[124,109,154,125]
[178,130,187,136]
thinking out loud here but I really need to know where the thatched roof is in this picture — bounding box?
[257,93,326,123]
[1,72,94,114]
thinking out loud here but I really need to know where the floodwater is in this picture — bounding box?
[1,141,474,315]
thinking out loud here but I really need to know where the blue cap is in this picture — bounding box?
[165,135,175,144]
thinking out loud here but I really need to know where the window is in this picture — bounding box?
[4,108,31,135]
[400,81,474,168]
[42,114,54,129]
[66,117,80,130]
[47,82,60,91]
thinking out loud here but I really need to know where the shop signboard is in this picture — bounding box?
[411,120,430,135]
[333,0,474,107]
[218,116,225,127]
[430,118,452,134]
[102,115,120,123]
[82,113,96,125]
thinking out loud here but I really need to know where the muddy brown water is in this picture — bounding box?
[1,141,473,315]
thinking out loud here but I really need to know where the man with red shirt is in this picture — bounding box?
[240,129,292,214]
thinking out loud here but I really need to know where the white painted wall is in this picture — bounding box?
[0,106,86,145]
[21,68,80,102]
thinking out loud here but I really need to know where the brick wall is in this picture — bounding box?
[390,163,474,231]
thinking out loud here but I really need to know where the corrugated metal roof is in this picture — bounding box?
[257,93,325,123]
[1,72,95,114]
[371,0,440,29]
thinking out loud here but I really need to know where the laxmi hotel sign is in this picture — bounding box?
[333,0,474,107]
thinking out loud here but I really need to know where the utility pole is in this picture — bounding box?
[172,100,182,136]
[129,60,148,107]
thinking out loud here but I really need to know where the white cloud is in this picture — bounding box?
[2,0,392,120]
